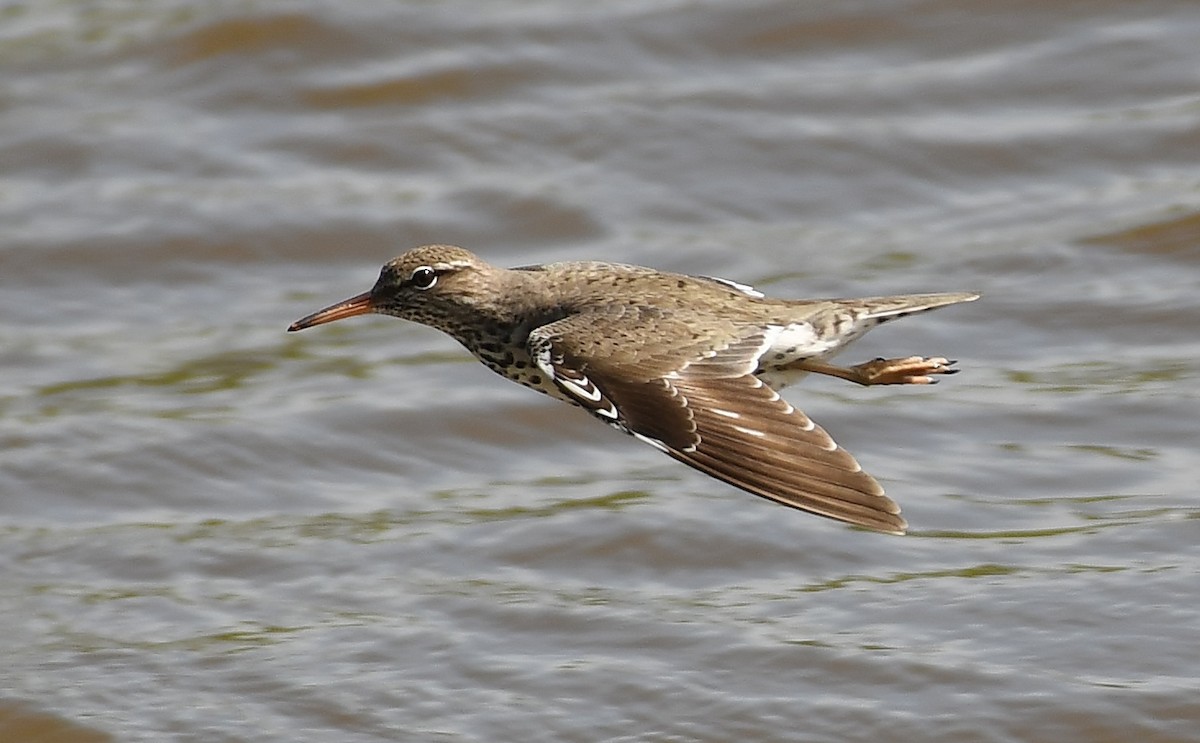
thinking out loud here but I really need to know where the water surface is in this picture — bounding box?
[2,1,1199,741]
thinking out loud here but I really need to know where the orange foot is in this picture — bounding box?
[848,356,959,385]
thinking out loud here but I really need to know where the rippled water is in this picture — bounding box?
[3,2,1199,741]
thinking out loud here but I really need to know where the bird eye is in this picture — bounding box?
[409,266,437,290]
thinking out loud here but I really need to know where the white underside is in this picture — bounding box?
[754,321,869,390]
[763,322,848,359]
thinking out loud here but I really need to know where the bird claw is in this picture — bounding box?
[852,356,961,385]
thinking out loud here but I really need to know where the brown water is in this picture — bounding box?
[3,2,1199,741]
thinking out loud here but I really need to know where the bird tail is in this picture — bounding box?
[854,292,980,321]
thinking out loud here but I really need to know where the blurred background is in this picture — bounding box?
[2,1,1198,741]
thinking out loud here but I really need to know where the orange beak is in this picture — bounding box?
[288,291,375,331]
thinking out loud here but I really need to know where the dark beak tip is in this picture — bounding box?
[287,316,317,332]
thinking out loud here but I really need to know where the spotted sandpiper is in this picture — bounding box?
[289,245,978,534]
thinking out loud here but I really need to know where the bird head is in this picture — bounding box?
[288,245,492,333]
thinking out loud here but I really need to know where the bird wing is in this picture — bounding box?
[527,311,906,534]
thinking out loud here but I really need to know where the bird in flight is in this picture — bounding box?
[290,245,978,534]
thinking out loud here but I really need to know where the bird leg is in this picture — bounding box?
[786,356,959,386]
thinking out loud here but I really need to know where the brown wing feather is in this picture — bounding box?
[599,369,905,533]
[662,375,906,534]
[534,315,907,534]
